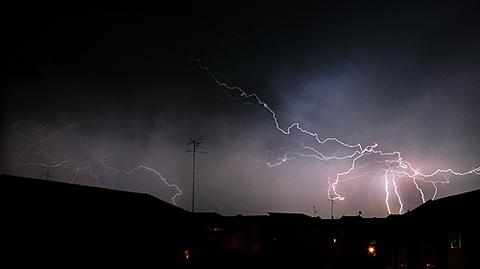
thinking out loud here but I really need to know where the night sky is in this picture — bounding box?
[2,1,480,217]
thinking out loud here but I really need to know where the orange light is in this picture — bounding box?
[333,238,336,244]
[368,246,376,256]
[184,249,190,261]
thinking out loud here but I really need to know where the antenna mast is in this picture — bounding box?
[187,136,208,213]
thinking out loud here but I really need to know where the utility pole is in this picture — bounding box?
[187,136,208,213]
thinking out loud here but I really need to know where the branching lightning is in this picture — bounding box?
[92,149,183,204]
[192,58,480,215]
[7,120,183,205]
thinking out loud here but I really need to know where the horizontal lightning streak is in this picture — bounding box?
[192,58,480,215]
[93,151,183,205]
[9,120,183,205]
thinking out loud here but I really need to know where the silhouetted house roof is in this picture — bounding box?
[1,174,191,266]
[1,173,189,226]
[267,212,312,218]
[339,215,362,220]
[404,188,480,229]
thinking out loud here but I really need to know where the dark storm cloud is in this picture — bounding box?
[2,1,480,217]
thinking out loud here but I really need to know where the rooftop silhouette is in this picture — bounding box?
[2,174,479,268]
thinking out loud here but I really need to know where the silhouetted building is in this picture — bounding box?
[2,174,479,268]
[1,174,191,267]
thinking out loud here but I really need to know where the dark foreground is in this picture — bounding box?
[2,174,479,268]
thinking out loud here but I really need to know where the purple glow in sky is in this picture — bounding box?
[2,2,480,217]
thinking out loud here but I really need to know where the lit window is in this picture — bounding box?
[449,232,462,249]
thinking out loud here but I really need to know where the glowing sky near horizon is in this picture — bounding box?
[2,2,480,217]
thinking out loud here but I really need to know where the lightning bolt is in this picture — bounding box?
[384,170,392,215]
[92,149,183,205]
[413,178,426,204]
[391,176,403,214]
[7,120,183,206]
[192,58,480,215]
[8,120,77,179]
